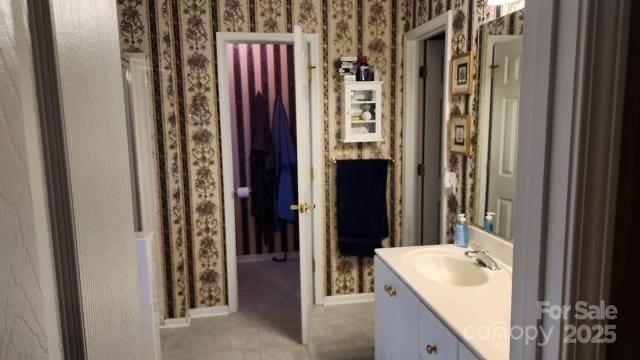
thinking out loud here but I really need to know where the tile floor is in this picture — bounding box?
[160,258,374,360]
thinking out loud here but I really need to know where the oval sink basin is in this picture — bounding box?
[403,249,489,287]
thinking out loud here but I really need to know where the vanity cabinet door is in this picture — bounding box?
[374,257,419,360]
[458,343,479,360]
[418,305,459,359]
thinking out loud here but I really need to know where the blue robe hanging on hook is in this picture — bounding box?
[271,96,297,229]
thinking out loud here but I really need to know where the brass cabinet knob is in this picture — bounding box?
[426,344,437,354]
[383,284,396,298]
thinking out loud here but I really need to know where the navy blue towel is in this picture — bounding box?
[336,159,389,257]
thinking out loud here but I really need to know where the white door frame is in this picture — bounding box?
[215,31,324,314]
[511,0,631,358]
[121,53,162,235]
[402,11,453,247]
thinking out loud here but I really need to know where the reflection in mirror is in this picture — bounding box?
[473,10,524,241]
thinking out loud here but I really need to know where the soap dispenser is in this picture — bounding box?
[484,212,496,232]
[454,213,469,247]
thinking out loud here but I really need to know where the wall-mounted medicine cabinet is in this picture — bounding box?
[342,81,383,143]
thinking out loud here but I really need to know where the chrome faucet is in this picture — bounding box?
[464,249,500,270]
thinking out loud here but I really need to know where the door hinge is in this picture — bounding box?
[417,163,425,176]
[490,65,498,79]
[308,65,316,80]
[312,259,316,273]
[419,65,427,78]
[310,166,314,179]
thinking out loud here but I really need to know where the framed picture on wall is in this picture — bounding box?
[451,52,474,95]
[449,115,471,155]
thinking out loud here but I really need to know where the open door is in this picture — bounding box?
[292,25,314,345]
[487,37,522,239]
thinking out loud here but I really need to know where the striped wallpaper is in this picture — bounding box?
[226,43,299,256]
[115,0,524,319]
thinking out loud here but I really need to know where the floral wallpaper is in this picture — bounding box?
[116,0,523,319]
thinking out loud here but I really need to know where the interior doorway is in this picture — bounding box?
[226,42,300,260]
[225,40,302,343]
[216,28,322,345]
[402,12,452,247]
[418,35,445,246]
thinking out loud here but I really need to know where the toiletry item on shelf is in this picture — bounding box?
[352,126,369,134]
[454,213,469,247]
[341,56,357,63]
[359,55,369,81]
[339,56,358,80]
[361,105,372,120]
[484,212,495,232]
[351,108,363,118]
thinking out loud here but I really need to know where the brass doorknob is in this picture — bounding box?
[290,202,316,213]
[426,344,437,354]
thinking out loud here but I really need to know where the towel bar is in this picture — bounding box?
[331,157,394,163]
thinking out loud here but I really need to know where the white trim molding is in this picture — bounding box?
[323,293,374,306]
[402,11,453,247]
[188,306,231,319]
[159,317,190,329]
[159,305,230,329]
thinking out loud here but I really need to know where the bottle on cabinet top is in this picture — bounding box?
[359,55,369,81]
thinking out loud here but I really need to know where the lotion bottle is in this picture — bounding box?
[454,213,469,247]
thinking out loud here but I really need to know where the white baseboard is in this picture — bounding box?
[188,305,230,319]
[159,305,231,329]
[323,292,374,306]
[159,316,190,329]
[237,251,299,263]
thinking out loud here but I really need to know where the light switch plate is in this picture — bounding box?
[444,171,457,190]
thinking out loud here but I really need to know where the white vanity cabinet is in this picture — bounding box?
[374,257,419,359]
[342,81,383,142]
[418,305,459,359]
[374,257,480,360]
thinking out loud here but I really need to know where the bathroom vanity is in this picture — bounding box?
[376,6,522,360]
[374,245,512,359]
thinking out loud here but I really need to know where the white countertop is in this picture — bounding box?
[375,245,512,360]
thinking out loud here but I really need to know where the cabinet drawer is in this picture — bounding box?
[419,305,459,359]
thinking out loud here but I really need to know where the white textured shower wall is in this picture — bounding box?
[49,0,143,357]
[0,0,62,358]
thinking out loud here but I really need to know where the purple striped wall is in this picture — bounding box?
[226,43,299,256]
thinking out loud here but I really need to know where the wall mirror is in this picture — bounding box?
[472,10,524,241]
